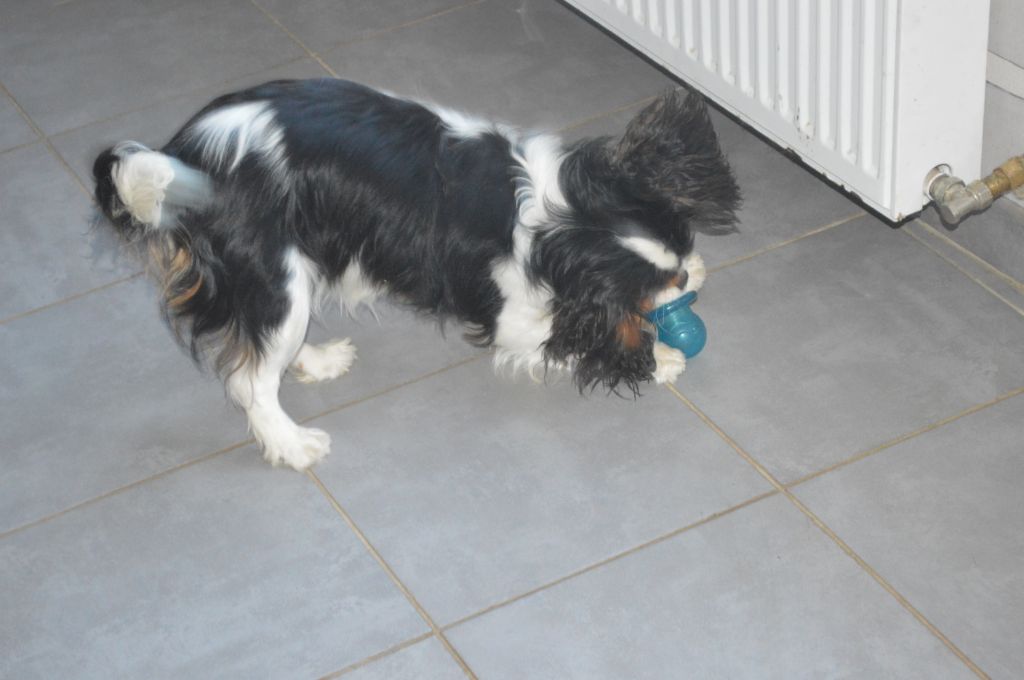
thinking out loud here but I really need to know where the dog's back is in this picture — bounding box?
[93,79,521,368]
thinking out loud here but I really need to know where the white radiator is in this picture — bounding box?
[565,0,991,221]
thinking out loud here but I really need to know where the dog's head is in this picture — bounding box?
[535,89,740,394]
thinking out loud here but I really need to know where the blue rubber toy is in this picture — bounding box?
[646,291,707,358]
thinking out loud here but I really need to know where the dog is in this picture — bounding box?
[92,79,740,471]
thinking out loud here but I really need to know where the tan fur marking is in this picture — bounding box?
[163,247,202,309]
[616,314,645,350]
[168,274,202,309]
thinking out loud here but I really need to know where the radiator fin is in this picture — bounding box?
[603,0,891,180]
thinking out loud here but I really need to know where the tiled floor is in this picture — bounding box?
[1,1,1022,678]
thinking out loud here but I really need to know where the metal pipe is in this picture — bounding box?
[925,155,1024,224]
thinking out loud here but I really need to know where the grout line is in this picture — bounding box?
[249,0,339,77]
[317,632,434,680]
[306,0,488,57]
[0,82,153,329]
[787,386,1024,489]
[906,230,1024,318]
[0,80,42,141]
[707,211,866,274]
[912,219,1024,293]
[904,223,1024,318]
[556,93,659,134]
[0,137,45,157]
[296,353,487,425]
[441,489,778,632]
[0,272,143,327]
[249,0,485,79]
[45,55,311,151]
[307,472,479,679]
[0,80,92,200]
[12,0,484,151]
[0,438,253,542]
[42,137,94,199]
[0,355,485,541]
[664,384,991,679]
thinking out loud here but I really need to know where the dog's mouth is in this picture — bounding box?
[643,270,689,310]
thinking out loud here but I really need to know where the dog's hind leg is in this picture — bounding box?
[227,251,330,470]
[290,338,357,383]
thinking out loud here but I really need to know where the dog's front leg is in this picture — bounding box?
[651,341,686,384]
[290,338,357,383]
[681,252,705,293]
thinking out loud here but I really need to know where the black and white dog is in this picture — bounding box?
[93,79,739,470]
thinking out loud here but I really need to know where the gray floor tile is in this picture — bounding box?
[0,0,304,135]
[51,58,329,186]
[566,101,864,269]
[0,449,426,680]
[0,278,478,534]
[0,143,135,321]
[677,215,1024,482]
[0,277,243,533]
[257,0,471,55]
[919,200,1024,287]
[322,0,674,130]
[312,359,772,624]
[794,394,1024,679]
[706,110,866,265]
[341,638,466,680]
[446,495,973,680]
[3,0,1020,673]
[904,219,1024,316]
[1,0,82,22]
[559,96,653,138]
[280,305,484,419]
[0,91,38,152]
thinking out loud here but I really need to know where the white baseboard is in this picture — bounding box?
[987,52,1024,99]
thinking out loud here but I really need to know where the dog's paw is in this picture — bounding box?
[682,252,706,293]
[652,286,685,307]
[262,426,331,470]
[291,338,356,384]
[652,342,686,384]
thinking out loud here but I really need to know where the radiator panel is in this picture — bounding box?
[568,0,990,220]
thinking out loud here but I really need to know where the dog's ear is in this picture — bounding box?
[614,89,741,233]
[534,228,661,396]
[544,296,656,396]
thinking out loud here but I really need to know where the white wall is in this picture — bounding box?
[989,0,1024,68]
[984,0,1024,176]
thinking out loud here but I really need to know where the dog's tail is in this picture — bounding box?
[92,143,235,369]
[93,141,211,239]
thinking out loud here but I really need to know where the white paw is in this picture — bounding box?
[291,338,356,384]
[652,341,686,384]
[652,286,685,307]
[682,252,706,293]
[261,426,331,470]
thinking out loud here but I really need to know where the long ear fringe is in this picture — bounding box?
[615,89,741,232]
[542,295,657,398]
[146,229,260,379]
